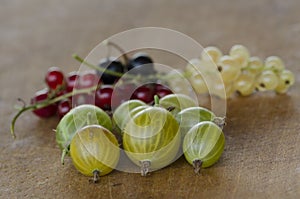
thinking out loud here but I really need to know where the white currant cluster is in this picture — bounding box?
[185,45,295,99]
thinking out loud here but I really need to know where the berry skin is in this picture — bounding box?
[111,83,136,108]
[95,86,114,110]
[45,67,65,90]
[66,72,79,92]
[31,89,57,118]
[72,94,94,106]
[98,58,124,84]
[127,53,156,75]
[264,56,285,72]
[132,85,155,104]
[201,46,223,63]
[155,84,173,98]
[218,55,241,83]
[229,44,250,68]
[57,99,71,118]
[79,71,99,89]
[255,70,279,91]
[275,69,295,94]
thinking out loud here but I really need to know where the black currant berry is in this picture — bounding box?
[127,53,156,75]
[98,57,124,84]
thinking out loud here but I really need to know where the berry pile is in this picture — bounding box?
[30,52,173,120]
[10,41,296,183]
[56,94,225,182]
[185,45,295,99]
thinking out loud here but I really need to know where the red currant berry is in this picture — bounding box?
[112,83,136,108]
[66,71,79,92]
[155,84,173,98]
[132,85,155,104]
[45,67,65,90]
[79,71,99,89]
[57,99,71,119]
[31,89,57,118]
[72,94,94,106]
[95,86,113,110]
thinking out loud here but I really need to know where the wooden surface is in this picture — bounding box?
[1,0,300,198]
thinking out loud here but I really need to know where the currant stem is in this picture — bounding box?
[10,85,98,139]
[104,40,130,67]
[193,159,203,174]
[140,160,151,176]
[72,54,127,78]
[73,54,189,82]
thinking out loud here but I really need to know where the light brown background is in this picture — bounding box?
[1,0,300,198]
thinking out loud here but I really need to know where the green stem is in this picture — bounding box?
[10,85,98,138]
[105,40,129,66]
[72,54,127,78]
[154,95,160,106]
[73,54,187,82]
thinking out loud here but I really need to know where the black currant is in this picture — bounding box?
[127,53,156,75]
[98,57,124,84]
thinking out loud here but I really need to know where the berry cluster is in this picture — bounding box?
[30,52,172,120]
[56,94,225,182]
[185,45,295,99]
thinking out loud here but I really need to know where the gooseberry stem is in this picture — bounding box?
[193,159,203,174]
[61,148,68,165]
[154,95,160,106]
[90,170,100,183]
[140,160,151,176]
[213,117,226,129]
[10,85,98,139]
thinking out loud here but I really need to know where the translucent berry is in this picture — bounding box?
[45,67,65,90]
[255,70,279,91]
[201,46,223,63]
[275,69,295,94]
[57,99,71,118]
[95,86,114,110]
[79,71,99,89]
[155,84,173,98]
[247,56,264,76]
[264,56,285,72]
[66,72,79,92]
[31,89,57,118]
[132,84,155,104]
[229,44,250,68]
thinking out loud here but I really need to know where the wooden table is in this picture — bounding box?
[1,0,299,198]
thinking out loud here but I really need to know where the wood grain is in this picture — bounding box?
[1,0,300,198]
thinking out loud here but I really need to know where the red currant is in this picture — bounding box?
[66,71,79,92]
[155,84,173,98]
[45,67,65,90]
[132,84,155,104]
[31,89,57,118]
[79,71,99,89]
[72,94,94,106]
[57,99,71,118]
[111,83,136,109]
[95,86,113,110]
